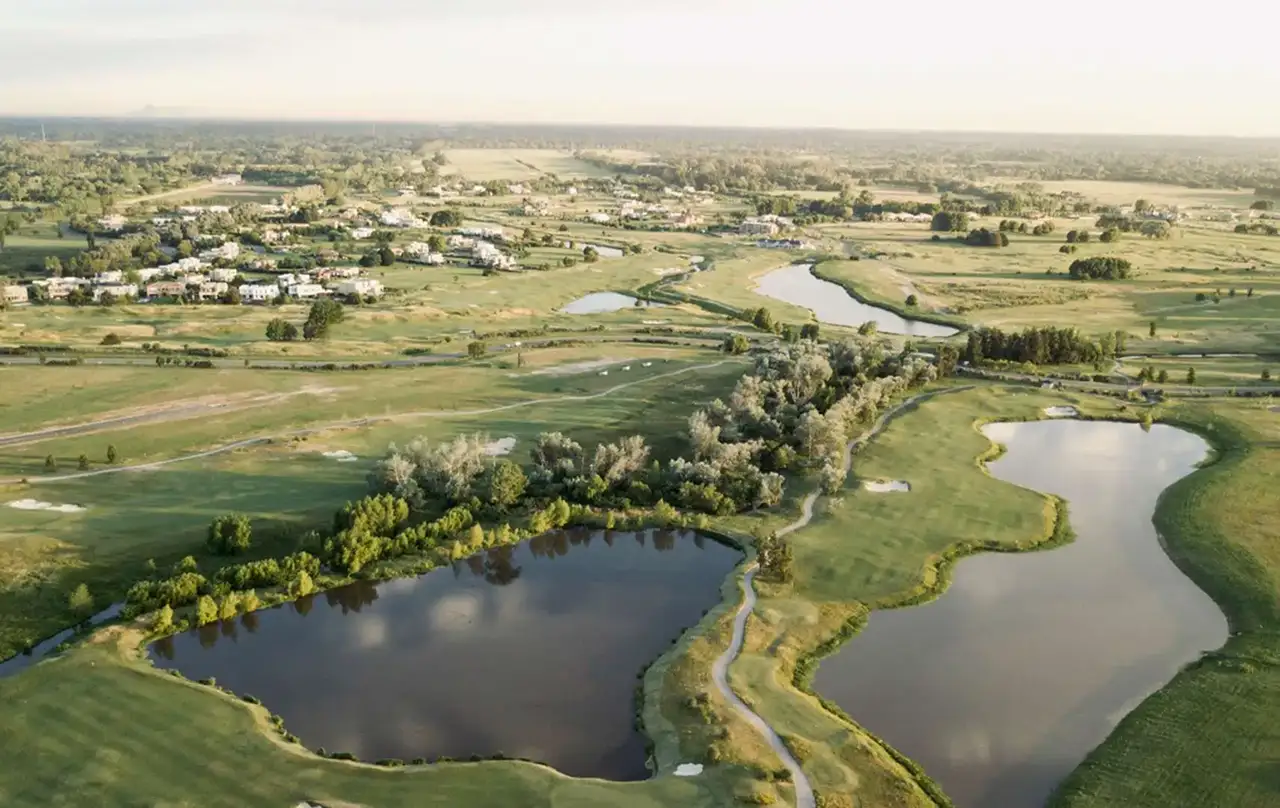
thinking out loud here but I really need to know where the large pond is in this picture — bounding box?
[754,264,958,338]
[561,292,661,314]
[814,420,1227,807]
[151,529,739,779]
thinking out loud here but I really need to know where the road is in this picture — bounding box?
[15,359,742,484]
[957,366,1280,397]
[709,387,970,808]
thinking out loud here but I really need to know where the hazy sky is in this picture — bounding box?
[2,0,1277,135]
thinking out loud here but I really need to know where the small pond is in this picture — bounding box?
[585,243,625,258]
[753,264,958,338]
[814,420,1227,807]
[150,529,739,780]
[561,292,661,314]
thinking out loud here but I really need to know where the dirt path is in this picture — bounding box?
[709,386,971,808]
[118,182,218,208]
[20,360,742,485]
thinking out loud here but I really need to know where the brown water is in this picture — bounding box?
[151,528,739,779]
[814,421,1228,807]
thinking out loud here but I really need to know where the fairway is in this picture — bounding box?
[441,149,616,181]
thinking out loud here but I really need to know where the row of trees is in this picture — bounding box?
[1068,257,1132,280]
[964,326,1125,366]
[963,228,1009,247]
[264,299,346,341]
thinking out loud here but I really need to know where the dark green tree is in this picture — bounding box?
[207,514,252,555]
[106,444,118,464]
[483,460,528,509]
[467,341,486,360]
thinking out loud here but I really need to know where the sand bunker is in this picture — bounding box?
[8,499,86,513]
[863,480,910,493]
[321,450,359,462]
[674,763,704,777]
[483,437,517,457]
[1043,406,1080,418]
[529,358,632,377]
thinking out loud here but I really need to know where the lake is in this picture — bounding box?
[150,529,740,780]
[561,292,660,314]
[813,421,1227,807]
[753,264,958,338]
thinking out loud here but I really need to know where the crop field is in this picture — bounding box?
[441,149,616,181]
[1026,180,1260,209]
[0,228,84,277]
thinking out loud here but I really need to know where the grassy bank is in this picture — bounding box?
[810,260,968,333]
[1049,397,1280,808]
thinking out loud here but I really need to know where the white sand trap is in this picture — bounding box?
[1043,406,1079,418]
[321,450,359,462]
[483,437,517,456]
[864,480,910,493]
[674,763,704,777]
[651,267,685,276]
[8,499,87,513]
[529,358,631,377]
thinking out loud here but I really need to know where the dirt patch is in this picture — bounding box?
[863,480,910,493]
[1044,406,1080,418]
[493,307,537,319]
[320,450,359,463]
[94,324,156,339]
[483,437,517,456]
[8,498,86,513]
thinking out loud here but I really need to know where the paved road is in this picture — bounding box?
[15,359,743,485]
[958,366,1280,397]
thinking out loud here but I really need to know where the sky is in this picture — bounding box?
[2,0,1277,136]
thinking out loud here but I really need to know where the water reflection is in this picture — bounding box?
[149,529,738,780]
[753,264,958,337]
[814,421,1227,808]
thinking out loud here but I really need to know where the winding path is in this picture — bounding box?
[708,386,971,808]
[17,359,742,484]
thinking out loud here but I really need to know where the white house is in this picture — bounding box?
[93,270,124,285]
[588,212,612,224]
[1,284,29,304]
[276,273,310,288]
[97,214,127,232]
[145,281,186,298]
[211,173,243,186]
[446,235,475,250]
[199,242,240,262]
[461,226,504,239]
[239,284,280,303]
[351,227,375,240]
[403,242,446,265]
[567,187,578,196]
[380,207,423,228]
[93,283,138,301]
[209,267,238,283]
[32,277,91,299]
[288,283,326,299]
[335,278,384,298]
[199,282,229,299]
[136,267,163,283]
[508,183,525,195]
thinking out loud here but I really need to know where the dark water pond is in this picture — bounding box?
[753,264,958,338]
[150,529,739,779]
[0,603,124,679]
[814,421,1228,807]
[561,292,661,314]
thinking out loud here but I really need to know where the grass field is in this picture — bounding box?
[0,354,748,659]
[0,227,84,277]
[441,149,616,181]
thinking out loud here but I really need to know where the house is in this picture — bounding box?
[1,284,29,304]
[97,214,127,232]
[403,242,446,265]
[180,274,209,286]
[209,267,238,283]
[379,207,423,228]
[207,205,231,214]
[671,211,702,229]
[335,278,384,298]
[567,187,578,196]
[508,183,525,195]
[588,212,612,224]
[152,216,173,226]
[136,267,163,283]
[211,173,243,186]
[315,266,361,280]
[288,283,326,299]
[239,284,280,303]
[93,283,138,301]
[398,187,417,197]
[276,273,310,288]
[446,235,475,250]
[94,270,124,285]
[33,277,92,299]
[461,226,504,240]
[199,242,240,262]
[145,281,186,298]
[740,219,779,236]
[351,227,376,240]
[199,282,229,299]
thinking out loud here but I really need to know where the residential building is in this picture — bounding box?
[199,282,229,299]
[508,183,525,195]
[33,277,92,299]
[446,235,475,250]
[211,173,243,186]
[136,267,163,283]
[461,226,504,239]
[288,283,326,299]
[93,283,138,301]
[740,219,779,236]
[239,284,280,303]
[199,242,240,262]
[209,268,238,283]
[351,227,376,240]
[94,270,124,285]
[588,212,612,224]
[1,284,29,304]
[146,281,186,298]
[403,242,446,265]
[97,214,127,232]
[315,266,361,280]
[567,187,578,196]
[335,278,384,298]
[380,207,423,228]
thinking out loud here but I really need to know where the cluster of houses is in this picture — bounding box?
[739,214,793,235]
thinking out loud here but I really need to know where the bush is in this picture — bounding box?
[1068,257,1131,280]
[100,333,122,346]
[207,514,252,555]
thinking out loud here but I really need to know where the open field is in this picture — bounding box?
[1025,180,1260,209]
[118,182,290,209]
[441,149,616,181]
[0,228,84,277]
[0,353,748,660]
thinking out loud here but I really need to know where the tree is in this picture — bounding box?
[44,255,63,276]
[303,299,345,340]
[857,321,878,336]
[429,209,461,227]
[800,323,820,340]
[483,460,528,508]
[1149,321,1156,338]
[1140,220,1172,240]
[1068,257,1132,280]
[427,234,447,254]
[207,514,252,555]
[44,455,56,472]
[106,445,118,464]
[176,239,194,258]
[78,454,90,471]
[467,341,486,360]
[195,595,218,626]
[582,246,599,263]
[1262,368,1272,381]
[930,210,969,232]
[964,228,1008,247]
[723,334,750,355]
[1250,200,1274,211]
[1157,369,1169,384]
[265,318,298,341]
[153,603,174,632]
[1099,227,1121,243]
[68,583,93,617]
[378,245,396,266]
[289,570,315,598]
[905,294,918,307]
[751,307,775,332]
[1186,367,1197,385]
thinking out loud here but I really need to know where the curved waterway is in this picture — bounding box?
[150,528,739,779]
[753,264,958,338]
[814,420,1228,807]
